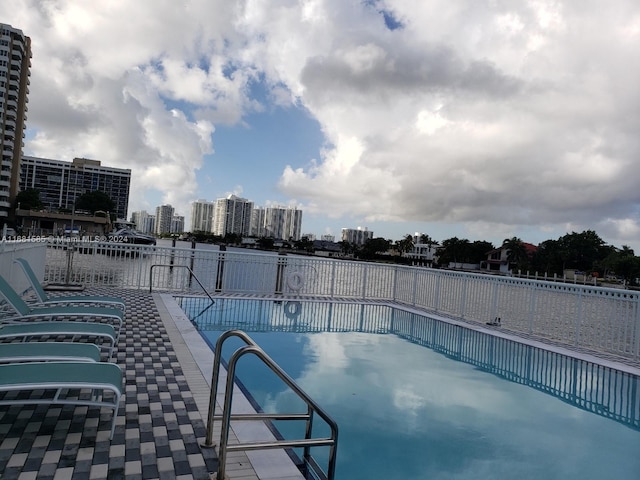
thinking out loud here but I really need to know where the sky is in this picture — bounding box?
[2,0,640,250]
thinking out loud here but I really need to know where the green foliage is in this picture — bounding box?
[74,190,116,214]
[257,237,275,250]
[503,237,529,271]
[438,238,495,266]
[15,188,43,210]
[295,236,315,253]
[530,230,608,276]
[359,237,392,260]
[395,234,414,256]
[223,233,242,245]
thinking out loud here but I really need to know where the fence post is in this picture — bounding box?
[275,252,287,294]
[189,239,196,288]
[169,237,176,274]
[215,245,226,292]
[635,295,640,359]
[434,271,441,312]
[361,263,368,300]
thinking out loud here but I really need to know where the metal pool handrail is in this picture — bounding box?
[202,330,339,480]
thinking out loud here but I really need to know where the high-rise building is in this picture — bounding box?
[212,195,253,237]
[263,206,303,241]
[20,156,131,220]
[190,199,214,233]
[155,204,174,235]
[0,23,31,222]
[171,215,184,234]
[130,210,155,234]
[282,206,302,241]
[250,207,266,237]
[341,227,373,245]
[231,204,306,240]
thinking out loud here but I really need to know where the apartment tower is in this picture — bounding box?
[190,199,215,233]
[211,195,253,237]
[20,156,131,220]
[155,204,174,235]
[0,23,31,222]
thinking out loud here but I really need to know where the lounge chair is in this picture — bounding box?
[0,321,117,360]
[14,258,126,311]
[0,361,123,439]
[0,274,123,337]
[0,342,101,363]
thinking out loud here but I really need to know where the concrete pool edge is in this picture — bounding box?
[154,293,306,480]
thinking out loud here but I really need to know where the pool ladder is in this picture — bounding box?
[202,330,339,480]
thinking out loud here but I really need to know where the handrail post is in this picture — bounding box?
[303,404,314,464]
[202,330,258,447]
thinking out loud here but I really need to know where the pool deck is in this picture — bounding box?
[1,288,639,480]
[0,288,305,480]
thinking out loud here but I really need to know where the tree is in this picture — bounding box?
[338,241,358,256]
[438,237,471,266]
[256,237,275,250]
[295,236,315,253]
[560,230,606,272]
[396,234,415,257]
[359,237,391,260]
[503,237,529,272]
[74,190,115,215]
[14,188,43,211]
[614,254,640,286]
[419,234,433,245]
[468,240,494,264]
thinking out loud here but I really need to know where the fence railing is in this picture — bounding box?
[43,241,640,359]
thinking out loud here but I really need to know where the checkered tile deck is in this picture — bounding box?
[0,288,218,480]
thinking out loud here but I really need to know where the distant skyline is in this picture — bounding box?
[2,1,639,250]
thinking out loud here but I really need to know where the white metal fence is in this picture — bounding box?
[42,241,640,360]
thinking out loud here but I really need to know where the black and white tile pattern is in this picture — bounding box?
[0,288,218,480]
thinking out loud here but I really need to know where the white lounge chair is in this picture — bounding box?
[0,361,123,439]
[14,258,126,311]
[0,274,123,337]
[0,321,118,360]
[0,342,101,363]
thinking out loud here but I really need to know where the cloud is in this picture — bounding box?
[2,0,639,247]
[267,0,639,244]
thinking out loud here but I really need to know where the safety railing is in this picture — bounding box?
[203,330,338,480]
[43,241,640,360]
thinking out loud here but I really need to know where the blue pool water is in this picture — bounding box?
[179,297,640,480]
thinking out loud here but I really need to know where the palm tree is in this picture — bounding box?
[396,234,415,257]
[439,237,471,266]
[503,237,528,272]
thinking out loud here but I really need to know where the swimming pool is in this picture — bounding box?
[178,297,640,480]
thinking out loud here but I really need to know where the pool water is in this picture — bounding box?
[179,298,640,480]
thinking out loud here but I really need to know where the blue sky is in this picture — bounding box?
[2,0,640,249]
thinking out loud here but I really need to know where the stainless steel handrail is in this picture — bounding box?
[203,330,339,480]
[148,264,216,305]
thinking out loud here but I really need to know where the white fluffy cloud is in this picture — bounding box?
[2,0,639,247]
